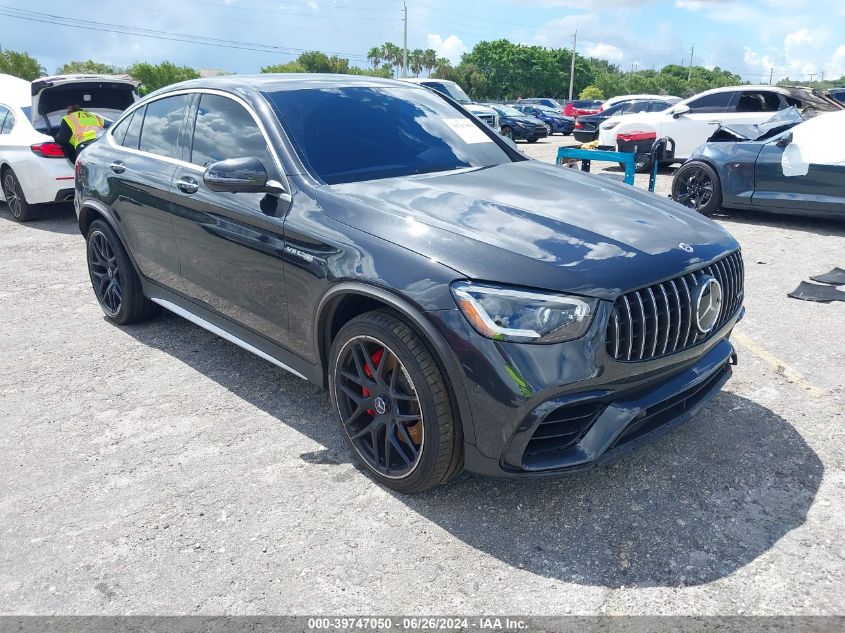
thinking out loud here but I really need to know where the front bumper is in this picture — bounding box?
[428,302,743,478]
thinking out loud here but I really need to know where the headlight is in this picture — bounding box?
[451,282,596,343]
[602,121,619,130]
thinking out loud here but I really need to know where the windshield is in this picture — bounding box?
[492,105,523,117]
[421,81,471,104]
[265,86,514,185]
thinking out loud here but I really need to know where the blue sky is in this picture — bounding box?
[1,0,844,83]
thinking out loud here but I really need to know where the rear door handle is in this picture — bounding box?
[177,177,199,194]
[109,161,125,174]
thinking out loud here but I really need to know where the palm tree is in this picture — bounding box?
[410,49,424,77]
[433,57,451,78]
[382,42,401,77]
[422,49,437,77]
[366,46,383,70]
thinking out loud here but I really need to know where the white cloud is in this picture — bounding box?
[585,43,624,62]
[426,34,467,65]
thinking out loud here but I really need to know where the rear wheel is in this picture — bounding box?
[2,168,39,222]
[672,161,723,216]
[86,219,158,324]
[329,310,463,493]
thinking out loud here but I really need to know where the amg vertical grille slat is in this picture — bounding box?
[634,291,647,360]
[668,280,682,352]
[680,275,694,347]
[622,295,634,361]
[606,251,744,362]
[645,288,659,357]
[657,283,671,355]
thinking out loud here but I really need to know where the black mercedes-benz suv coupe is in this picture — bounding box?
[75,75,744,493]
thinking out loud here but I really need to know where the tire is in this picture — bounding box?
[501,126,514,140]
[2,168,39,222]
[672,161,723,216]
[329,310,463,493]
[528,138,539,143]
[85,219,159,325]
[544,123,552,136]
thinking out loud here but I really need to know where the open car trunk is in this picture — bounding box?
[30,75,139,136]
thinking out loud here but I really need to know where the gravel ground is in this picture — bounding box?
[0,138,843,616]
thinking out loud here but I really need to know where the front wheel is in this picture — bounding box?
[2,168,39,222]
[672,161,723,216]
[329,310,463,493]
[86,219,159,324]
[544,123,552,136]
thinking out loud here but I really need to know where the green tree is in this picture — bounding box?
[0,49,45,81]
[126,61,199,95]
[366,46,383,70]
[57,60,122,75]
[579,85,605,99]
[409,49,424,77]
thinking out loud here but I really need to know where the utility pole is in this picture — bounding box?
[687,44,694,82]
[568,30,577,101]
[769,67,773,85]
[402,2,408,79]
[808,72,815,83]
[820,71,825,83]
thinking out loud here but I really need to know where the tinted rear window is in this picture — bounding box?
[264,86,513,185]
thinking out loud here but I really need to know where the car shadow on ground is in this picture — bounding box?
[0,202,79,235]
[122,310,823,589]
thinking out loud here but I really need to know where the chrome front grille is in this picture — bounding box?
[606,251,744,362]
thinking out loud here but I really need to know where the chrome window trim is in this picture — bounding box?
[106,88,291,192]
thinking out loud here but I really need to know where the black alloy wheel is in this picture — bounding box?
[334,335,424,479]
[329,310,463,493]
[672,161,723,216]
[85,219,159,325]
[88,230,123,317]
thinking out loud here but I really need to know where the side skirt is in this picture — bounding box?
[143,283,324,386]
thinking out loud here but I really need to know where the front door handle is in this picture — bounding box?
[109,161,125,174]
[177,177,199,194]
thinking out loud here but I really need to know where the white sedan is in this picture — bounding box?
[1,73,138,222]
[597,85,843,170]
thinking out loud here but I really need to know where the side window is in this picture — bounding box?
[0,106,9,134]
[651,101,672,112]
[687,91,734,114]
[190,94,274,172]
[735,91,782,113]
[139,95,190,159]
[110,109,135,146]
[122,106,144,149]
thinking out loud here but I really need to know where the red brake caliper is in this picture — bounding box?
[361,348,384,416]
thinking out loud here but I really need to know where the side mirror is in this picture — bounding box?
[671,104,691,118]
[204,157,277,194]
[776,131,793,148]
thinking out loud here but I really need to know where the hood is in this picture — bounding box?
[31,75,139,133]
[316,161,738,300]
[707,107,804,142]
[504,114,545,126]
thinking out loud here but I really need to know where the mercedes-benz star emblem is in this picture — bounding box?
[374,396,387,415]
[679,242,694,253]
[693,276,723,334]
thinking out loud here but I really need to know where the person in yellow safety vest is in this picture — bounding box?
[55,104,105,161]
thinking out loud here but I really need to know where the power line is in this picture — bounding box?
[0,6,371,60]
